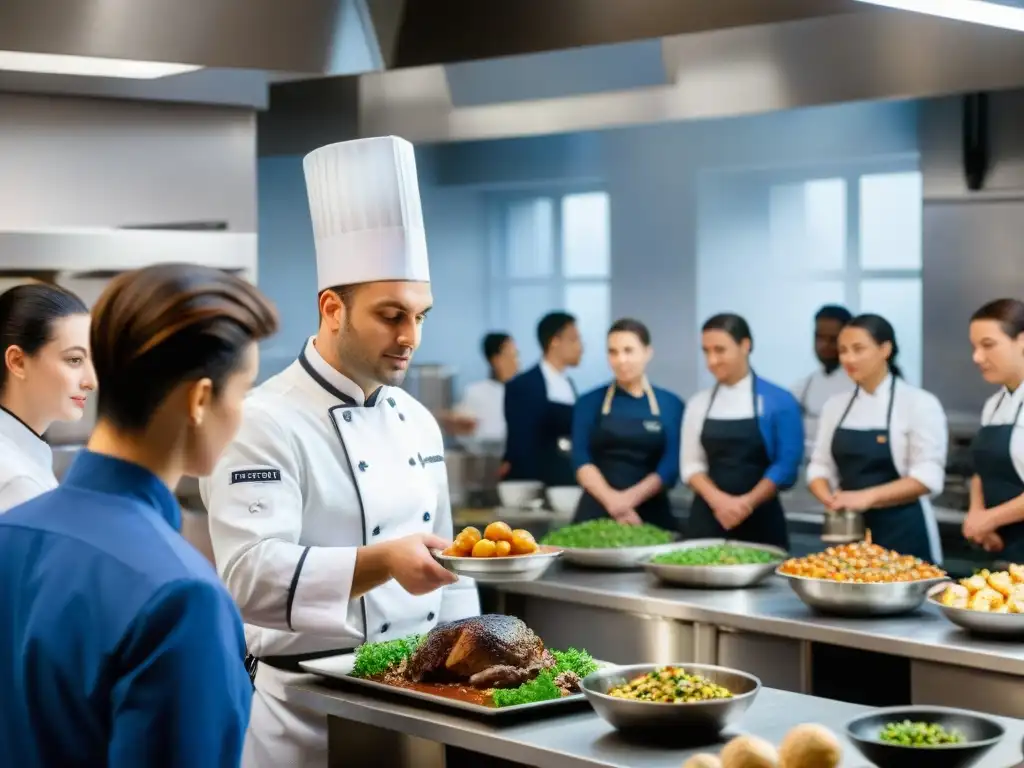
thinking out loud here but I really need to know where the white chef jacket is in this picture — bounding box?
[681,373,759,483]
[980,385,1024,484]
[540,360,576,405]
[791,367,855,454]
[455,378,506,443]
[0,406,57,512]
[201,338,480,661]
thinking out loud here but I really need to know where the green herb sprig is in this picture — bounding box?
[351,635,424,678]
[491,647,598,707]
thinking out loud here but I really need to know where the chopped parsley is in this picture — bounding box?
[351,635,424,678]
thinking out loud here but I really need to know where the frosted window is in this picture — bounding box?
[561,192,611,278]
[565,282,611,392]
[859,278,923,387]
[507,284,558,358]
[505,198,554,278]
[769,178,846,273]
[859,172,922,270]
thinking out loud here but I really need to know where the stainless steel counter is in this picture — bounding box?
[287,679,1024,768]
[490,567,1024,675]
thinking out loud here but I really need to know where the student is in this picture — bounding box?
[682,313,803,549]
[808,314,947,563]
[572,318,684,530]
[0,283,95,511]
[448,332,520,446]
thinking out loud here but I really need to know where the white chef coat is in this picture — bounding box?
[200,338,480,768]
[980,385,1024,484]
[681,374,761,483]
[0,406,57,512]
[454,378,506,443]
[791,367,855,454]
[807,375,947,560]
[540,359,576,405]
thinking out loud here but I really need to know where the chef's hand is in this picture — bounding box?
[981,532,1005,553]
[605,491,642,525]
[963,506,997,542]
[829,489,875,513]
[385,533,458,595]
[497,461,510,479]
[712,493,752,531]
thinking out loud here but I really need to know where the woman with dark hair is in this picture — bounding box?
[808,313,947,563]
[0,264,279,767]
[682,313,804,549]
[0,283,95,510]
[571,318,685,530]
[963,299,1024,557]
[447,331,519,445]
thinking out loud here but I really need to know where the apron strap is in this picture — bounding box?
[602,378,661,417]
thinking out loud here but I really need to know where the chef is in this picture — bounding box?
[963,299,1024,557]
[445,332,519,447]
[0,283,95,511]
[682,313,804,550]
[571,318,684,530]
[808,313,947,563]
[201,136,481,768]
[790,304,855,454]
[502,311,582,485]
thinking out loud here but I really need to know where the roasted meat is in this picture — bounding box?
[405,614,554,689]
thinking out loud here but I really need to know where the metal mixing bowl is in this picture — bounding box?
[777,568,946,616]
[643,539,786,589]
[432,545,562,584]
[927,583,1024,637]
[845,706,1004,768]
[580,663,760,733]
[560,541,679,569]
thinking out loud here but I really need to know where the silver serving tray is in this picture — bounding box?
[927,582,1024,637]
[777,567,946,617]
[299,652,591,717]
[642,539,787,588]
[432,545,562,584]
[559,541,679,569]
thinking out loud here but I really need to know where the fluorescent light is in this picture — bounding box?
[856,0,1024,32]
[0,51,202,79]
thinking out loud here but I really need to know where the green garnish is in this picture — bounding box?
[491,647,598,708]
[540,519,674,549]
[651,545,782,567]
[879,720,965,747]
[351,635,424,678]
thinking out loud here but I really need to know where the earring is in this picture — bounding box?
[191,416,203,428]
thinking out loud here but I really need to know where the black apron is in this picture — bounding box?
[830,376,937,562]
[573,381,676,531]
[971,393,1024,560]
[539,375,577,487]
[687,376,789,550]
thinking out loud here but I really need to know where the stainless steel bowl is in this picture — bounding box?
[927,583,1024,637]
[777,568,947,616]
[642,539,786,589]
[560,541,679,570]
[432,545,562,584]
[581,663,760,733]
[821,510,866,543]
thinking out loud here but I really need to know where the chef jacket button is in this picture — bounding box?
[427,612,435,621]
[343,411,352,422]
[358,461,368,472]
[372,525,381,536]
[399,413,406,421]
[409,457,416,466]
[423,511,431,522]
[381,622,390,633]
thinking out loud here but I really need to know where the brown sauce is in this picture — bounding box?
[368,673,496,707]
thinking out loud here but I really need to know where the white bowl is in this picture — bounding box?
[546,485,583,515]
[497,480,544,508]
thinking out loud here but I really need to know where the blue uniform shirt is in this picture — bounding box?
[0,451,252,768]
[571,384,686,488]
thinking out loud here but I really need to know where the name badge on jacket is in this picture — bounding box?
[643,420,662,433]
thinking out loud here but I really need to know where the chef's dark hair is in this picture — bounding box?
[482,332,512,379]
[815,304,852,325]
[846,313,902,378]
[90,264,279,432]
[0,283,88,393]
[971,298,1024,340]
[702,313,753,352]
[608,318,651,346]
[537,312,576,352]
